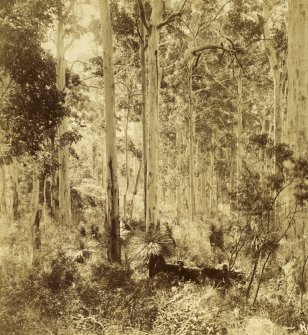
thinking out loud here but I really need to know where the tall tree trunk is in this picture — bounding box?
[99,0,121,263]
[230,146,236,196]
[146,0,164,233]
[92,143,97,181]
[123,96,130,219]
[236,69,243,197]
[263,0,282,145]
[140,13,148,222]
[0,163,6,214]
[176,127,182,218]
[287,0,308,258]
[130,160,142,220]
[57,15,71,226]
[209,146,215,213]
[31,176,41,265]
[188,64,196,221]
[7,158,19,221]
[12,158,19,220]
[43,175,47,226]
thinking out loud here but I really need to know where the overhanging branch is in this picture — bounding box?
[157,0,188,29]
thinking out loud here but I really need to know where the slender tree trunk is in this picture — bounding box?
[230,146,236,195]
[146,0,164,233]
[201,169,207,212]
[57,15,71,226]
[31,176,41,265]
[140,14,148,222]
[0,163,6,214]
[246,250,260,301]
[92,143,97,181]
[99,0,121,263]
[50,171,56,216]
[188,64,196,221]
[176,127,182,218]
[7,158,19,221]
[209,147,214,213]
[263,0,282,145]
[130,160,142,220]
[287,0,308,258]
[236,69,243,197]
[43,175,47,226]
[123,97,130,219]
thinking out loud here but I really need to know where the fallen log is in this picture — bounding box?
[149,256,244,288]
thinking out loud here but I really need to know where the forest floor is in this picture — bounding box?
[0,214,306,335]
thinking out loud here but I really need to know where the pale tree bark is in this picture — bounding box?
[57,6,72,226]
[0,163,6,214]
[140,13,148,222]
[11,158,19,220]
[130,160,142,220]
[236,69,243,197]
[263,0,282,145]
[138,0,186,230]
[43,176,47,226]
[92,143,97,181]
[99,0,121,263]
[176,127,182,218]
[145,0,164,233]
[188,63,196,221]
[123,94,131,219]
[6,158,19,221]
[287,0,308,257]
[209,150,215,213]
[229,146,236,195]
[195,142,200,213]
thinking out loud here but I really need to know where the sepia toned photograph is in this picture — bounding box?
[0,0,307,334]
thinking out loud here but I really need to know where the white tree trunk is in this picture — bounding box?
[146,0,164,233]
[188,64,196,221]
[140,16,148,222]
[123,97,130,219]
[176,127,182,218]
[263,0,282,145]
[99,0,121,262]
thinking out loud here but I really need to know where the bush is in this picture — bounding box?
[90,261,134,290]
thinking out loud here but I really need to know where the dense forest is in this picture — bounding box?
[0,0,308,334]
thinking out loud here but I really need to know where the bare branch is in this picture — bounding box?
[69,60,88,72]
[63,0,77,20]
[200,0,232,33]
[157,0,188,29]
[137,0,150,32]
[192,44,235,56]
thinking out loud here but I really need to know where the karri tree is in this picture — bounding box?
[99,0,121,262]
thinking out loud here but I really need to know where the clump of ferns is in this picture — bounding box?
[128,230,175,268]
